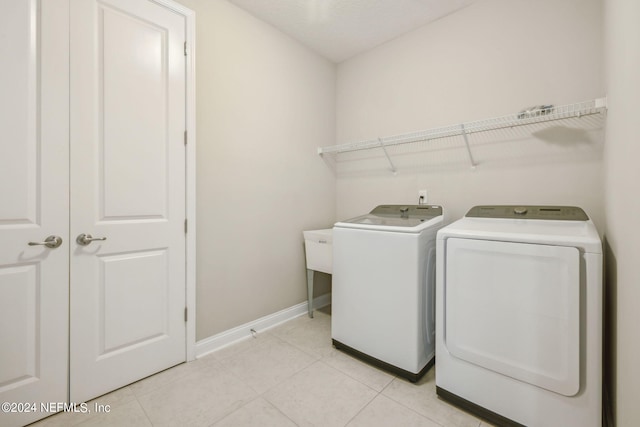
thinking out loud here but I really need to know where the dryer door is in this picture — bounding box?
[444,238,580,396]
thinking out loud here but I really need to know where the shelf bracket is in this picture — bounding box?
[378,138,397,174]
[460,124,477,168]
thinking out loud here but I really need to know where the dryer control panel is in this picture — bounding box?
[465,205,588,221]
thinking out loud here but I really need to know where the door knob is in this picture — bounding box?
[76,233,107,246]
[28,235,63,249]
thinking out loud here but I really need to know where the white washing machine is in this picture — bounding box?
[332,204,444,382]
[436,205,602,426]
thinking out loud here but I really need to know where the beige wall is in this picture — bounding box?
[604,0,640,424]
[335,0,605,232]
[177,0,336,339]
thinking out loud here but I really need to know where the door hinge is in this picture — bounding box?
[184,41,187,56]
[184,219,188,233]
[184,307,188,322]
[184,130,187,145]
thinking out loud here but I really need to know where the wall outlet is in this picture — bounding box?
[418,190,428,204]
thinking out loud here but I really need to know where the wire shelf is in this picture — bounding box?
[318,98,607,159]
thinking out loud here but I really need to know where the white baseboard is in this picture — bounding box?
[195,293,331,359]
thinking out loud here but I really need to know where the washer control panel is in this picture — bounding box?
[370,204,443,220]
[465,205,588,221]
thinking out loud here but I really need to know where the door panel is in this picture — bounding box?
[0,264,39,386]
[101,5,169,219]
[0,1,69,426]
[0,0,38,225]
[444,238,580,396]
[99,250,169,354]
[70,0,186,402]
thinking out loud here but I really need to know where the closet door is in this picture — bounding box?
[0,1,69,426]
[69,0,186,402]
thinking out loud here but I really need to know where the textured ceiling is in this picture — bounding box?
[228,0,475,63]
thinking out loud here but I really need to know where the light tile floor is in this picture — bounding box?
[30,307,492,427]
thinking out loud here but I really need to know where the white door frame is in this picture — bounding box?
[152,0,197,361]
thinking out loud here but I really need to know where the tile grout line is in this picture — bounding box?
[132,394,154,427]
[219,333,318,396]
[316,354,394,394]
[385,388,447,427]
[341,387,382,427]
[378,376,448,427]
[259,395,302,427]
[212,331,318,426]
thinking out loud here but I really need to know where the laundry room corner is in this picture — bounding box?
[334,0,605,233]
[175,0,337,341]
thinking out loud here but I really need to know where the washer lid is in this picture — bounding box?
[466,205,588,221]
[335,204,443,232]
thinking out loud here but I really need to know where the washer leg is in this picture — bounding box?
[306,269,314,318]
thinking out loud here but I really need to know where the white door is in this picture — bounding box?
[0,1,69,426]
[69,0,187,402]
[444,238,580,396]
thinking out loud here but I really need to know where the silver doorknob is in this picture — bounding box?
[76,233,107,246]
[28,235,63,249]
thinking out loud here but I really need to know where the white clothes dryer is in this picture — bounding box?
[332,205,444,382]
[436,205,602,426]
